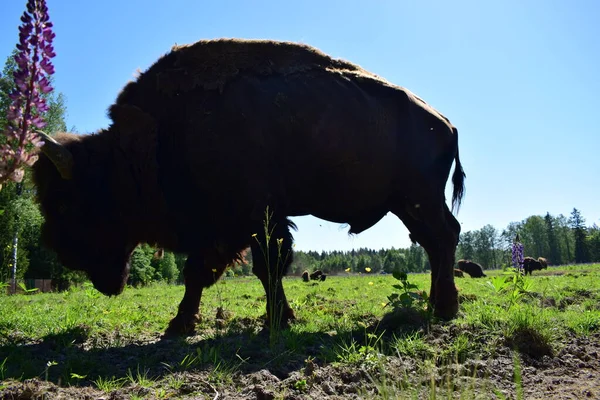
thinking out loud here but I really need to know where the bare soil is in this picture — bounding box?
[2,317,599,400]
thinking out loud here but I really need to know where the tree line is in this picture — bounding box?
[456,208,600,270]
[1,51,599,291]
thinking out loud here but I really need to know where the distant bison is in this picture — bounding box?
[522,257,548,275]
[310,270,324,280]
[31,38,465,335]
[320,274,327,281]
[454,269,464,278]
[457,260,486,278]
[301,270,310,282]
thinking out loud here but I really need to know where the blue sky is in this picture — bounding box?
[1,0,598,252]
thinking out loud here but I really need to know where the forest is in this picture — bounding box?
[1,51,599,290]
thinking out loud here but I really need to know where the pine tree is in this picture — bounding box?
[569,208,590,263]
[544,212,561,265]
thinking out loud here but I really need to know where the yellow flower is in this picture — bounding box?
[381,302,387,307]
[368,281,374,285]
[365,267,372,273]
[277,238,283,245]
[212,269,217,273]
[345,268,351,273]
[251,233,257,237]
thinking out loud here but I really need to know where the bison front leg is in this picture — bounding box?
[165,250,230,336]
[165,253,205,336]
[250,216,296,330]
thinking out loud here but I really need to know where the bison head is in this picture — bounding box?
[32,132,136,296]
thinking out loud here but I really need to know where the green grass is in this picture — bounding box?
[1,264,599,398]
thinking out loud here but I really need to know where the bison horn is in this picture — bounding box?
[37,131,74,180]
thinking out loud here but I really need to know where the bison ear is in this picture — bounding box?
[108,104,157,149]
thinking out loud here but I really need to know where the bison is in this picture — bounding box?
[309,270,324,280]
[454,269,464,278]
[31,38,466,335]
[522,257,548,275]
[456,260,486,278]
[301,270,310,282]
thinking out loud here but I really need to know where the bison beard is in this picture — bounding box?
[31,38,466,336]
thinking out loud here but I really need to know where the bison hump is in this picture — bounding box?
[150,38,389,95]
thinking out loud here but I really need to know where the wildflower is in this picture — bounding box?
[0,0,56,185]
[251,233,257,237]
[365,267,371,273]
[381,302,387,307]
[212,269,217,273]
[344,267,351,273]
[368,281,374,286]
[277,238,283,245]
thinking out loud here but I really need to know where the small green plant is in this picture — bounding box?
[126,366,154,387]
[155,387,168,398]
[82,282,101,299]
[166,374,185,390]
[93,376,127,392]
[252,206,293,347]
[386,270,429,312]
[393,332,433,360]
[487,268,532,310]
[336,323,385,369]
[294,378,308,391]
[43,360,57,381]
[512,351,524,400]
[18,282,38,294]
[0,357,7,380]
[69,372,87,381]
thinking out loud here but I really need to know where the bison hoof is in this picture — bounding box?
[164,313,200,336]
[433,302,459,320]
[432,282,459,320]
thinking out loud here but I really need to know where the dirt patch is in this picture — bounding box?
[2,329,599,400]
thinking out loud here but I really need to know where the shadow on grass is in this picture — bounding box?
[0,308,431,387]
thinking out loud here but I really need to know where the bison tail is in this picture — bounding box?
[451,127,466,214]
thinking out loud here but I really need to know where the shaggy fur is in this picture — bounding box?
[32,38,466,334]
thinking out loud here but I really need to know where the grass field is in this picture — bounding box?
[1,264,599,399]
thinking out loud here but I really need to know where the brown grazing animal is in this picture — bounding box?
[522,257,548,275]
[320,274,327,281]
[457,260,486,278]
[301,270,310,282]
[309,270,324,280]
[31,38,466,335]
[454,269,464,277]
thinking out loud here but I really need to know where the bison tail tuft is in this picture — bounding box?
[451,128,466,214]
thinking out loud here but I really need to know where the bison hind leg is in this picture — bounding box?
[391,201,460,321]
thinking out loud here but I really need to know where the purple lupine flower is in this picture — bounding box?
[511,234,524,273]
[0,0,55,186]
